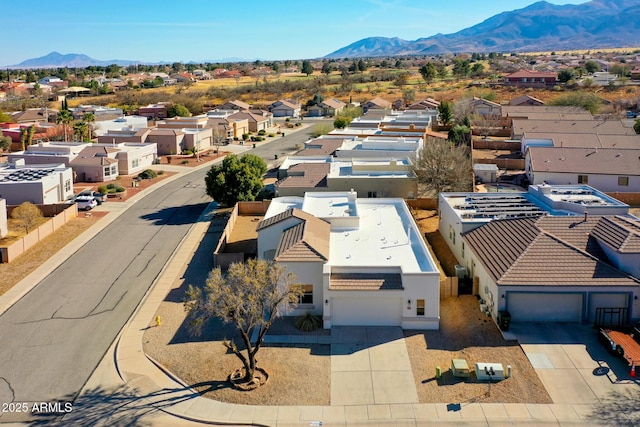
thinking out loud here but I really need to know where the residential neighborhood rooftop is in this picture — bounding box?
[441,184,630,225]
[264,192,437,273]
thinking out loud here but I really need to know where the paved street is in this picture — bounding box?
[0,123,317,423]
[0,168,211,423]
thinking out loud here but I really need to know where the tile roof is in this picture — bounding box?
[463,216,640,286]
[296,140,344,156]
[275,163,330,189]
[527,146,640,175]
[255,208,319,231]
[591,216,640,253]
[513,119,635,136]
[274,215,330,262]
[322,98,346,109]
[329,273,403,291]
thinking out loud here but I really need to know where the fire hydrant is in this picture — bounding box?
[155,315,161,327]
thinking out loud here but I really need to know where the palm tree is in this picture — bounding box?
[73,121,88,142]
[83,112,95,141]
[56,109,73,142]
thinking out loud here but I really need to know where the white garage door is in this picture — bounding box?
[588,293,629,323]
[332,296,402,326]
[507,293,583,322]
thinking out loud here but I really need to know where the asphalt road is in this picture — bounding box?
[0,169,211,423]
[0,123,330,423]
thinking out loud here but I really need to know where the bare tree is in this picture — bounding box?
[212,127,227,154]
[471,114,502,139]
[11,202,43,233]
[413,137,473,197]
[184,259,302,383]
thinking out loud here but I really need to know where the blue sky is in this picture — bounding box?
[4,0,587,66]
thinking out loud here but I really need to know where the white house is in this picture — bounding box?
[439,184,631,265]
[525,146,640,192]
[0,162,73,205]
[438,185,640,324]
[256,191,441,329]
[463,215,640,324]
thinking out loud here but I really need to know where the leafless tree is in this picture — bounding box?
[184,259,302,383]
[11,202,43,233]
[413,137,473,198]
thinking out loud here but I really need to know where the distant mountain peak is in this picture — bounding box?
[6,52,140,69]
[326,0,640,58]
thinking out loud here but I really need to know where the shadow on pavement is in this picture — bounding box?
[139,203,211,226]
[589,388,640,426]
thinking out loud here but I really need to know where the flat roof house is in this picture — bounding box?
[257,191,441,329]
[275,157,416,199]
[0,162,73,205]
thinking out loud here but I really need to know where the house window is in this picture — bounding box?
[104,167,111,176]
[416,299,425,316]
[293,284,313,305]
[461,242,465,259]
[578,175,589,184]
[64,179,71,192]
[618,176,629,186]
[111,165,117,175]
[368,191,377,198]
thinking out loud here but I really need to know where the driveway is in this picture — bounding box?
[330,326,419,406]
[510,322,640,423]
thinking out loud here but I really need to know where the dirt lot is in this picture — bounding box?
[406,296,551,404]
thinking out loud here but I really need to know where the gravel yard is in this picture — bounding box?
[406,295,552,404]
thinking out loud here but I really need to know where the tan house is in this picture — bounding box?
[229,111,270,132]
[275,157,416,199]
[269,99,301,117]
[362,98,392,113]
[145,129,186,155]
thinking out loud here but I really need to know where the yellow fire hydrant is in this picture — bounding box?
[155,315,161,327]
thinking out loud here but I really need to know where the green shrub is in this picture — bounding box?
[181,160,189,165]
[106,183,116,190]
[295,312,322,332]
[268,133,275,137]
[97,185,108,194]
[258,129,266,136]
[242,133,249,140]
[138,169,158,180]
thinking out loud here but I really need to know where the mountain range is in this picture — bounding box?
[326,0,640,58]
[8,0,640,68]
[8,51,141,69]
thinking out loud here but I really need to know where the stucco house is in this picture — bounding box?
[229,111,270,132]
[269,100,301,118]
[524,146,640,192]
[256,191,441,329]
[0,162,73,205]
[275,157,416,199]
[503,69,557,88]
[463,215,640,324]
[438,185,640,324]
[361,98,392,113]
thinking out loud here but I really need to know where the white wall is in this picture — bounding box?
[0,198,7,238]
[281,261,325,316]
